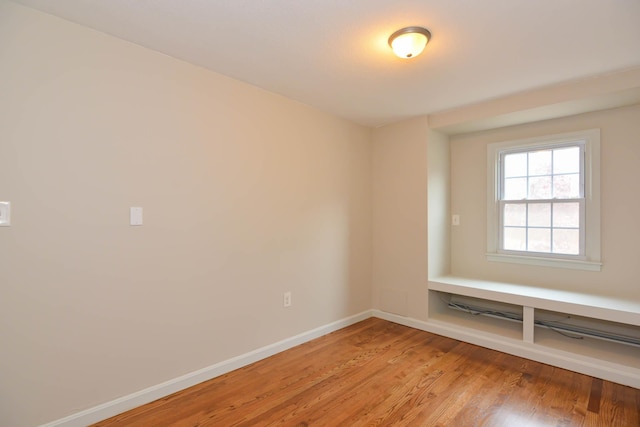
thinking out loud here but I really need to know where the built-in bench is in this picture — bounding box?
[426,276,640,389]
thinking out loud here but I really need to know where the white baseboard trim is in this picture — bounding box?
[42,308,639,426]
[40,310,374,427]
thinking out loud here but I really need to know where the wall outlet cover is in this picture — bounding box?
[0,202,10,226]
[130,207,143,226]
[283,292,292,307]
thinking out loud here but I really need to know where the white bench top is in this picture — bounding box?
[429,276,640,326]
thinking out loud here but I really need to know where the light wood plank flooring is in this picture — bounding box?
[93,318,640,426]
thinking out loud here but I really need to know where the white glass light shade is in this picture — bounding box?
[388,27,431,59]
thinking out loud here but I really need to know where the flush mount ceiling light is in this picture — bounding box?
[388,26,431,59]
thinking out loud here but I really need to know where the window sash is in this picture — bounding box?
[497,198,586,258]
[498,142,585,201]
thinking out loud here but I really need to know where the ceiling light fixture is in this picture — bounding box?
[388,26,431,59]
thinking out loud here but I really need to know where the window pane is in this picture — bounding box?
[504,227,526,251]
[553,202,580,228]
[504,204,526,226]
[528,228,551,252]
[504,177,527,200]
[528,176,552,199]
[553,147,580,174]
[504,152,527,178]
[528,203,550,227]
[553,174,580,198]
[553,228,580,255]
[529,150,552,176]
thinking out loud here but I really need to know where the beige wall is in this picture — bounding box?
[427,129,450,279]
[371,117,429,320]
[370,124,448,321]
[0,2,372,425]
[450,105,640,299]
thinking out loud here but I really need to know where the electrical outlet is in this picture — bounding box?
[283,291,292,307]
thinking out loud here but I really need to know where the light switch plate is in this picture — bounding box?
[0,202,10,226]
[130,207,143,226]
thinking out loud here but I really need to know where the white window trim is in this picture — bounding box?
[486,129,601,271]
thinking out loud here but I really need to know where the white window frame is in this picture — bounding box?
[486,129,601,271]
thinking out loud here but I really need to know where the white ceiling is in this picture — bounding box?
[10,0,640,127]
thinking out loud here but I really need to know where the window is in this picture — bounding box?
[500,144,584,256]
[487,129,601,271]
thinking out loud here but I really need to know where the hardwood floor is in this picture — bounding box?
[93,318,640,426]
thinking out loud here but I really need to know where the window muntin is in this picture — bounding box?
[498,143,585,257]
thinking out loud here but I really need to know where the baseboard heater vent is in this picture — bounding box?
[446,294,640,347]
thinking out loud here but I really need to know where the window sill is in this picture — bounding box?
[486,253,601,271]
